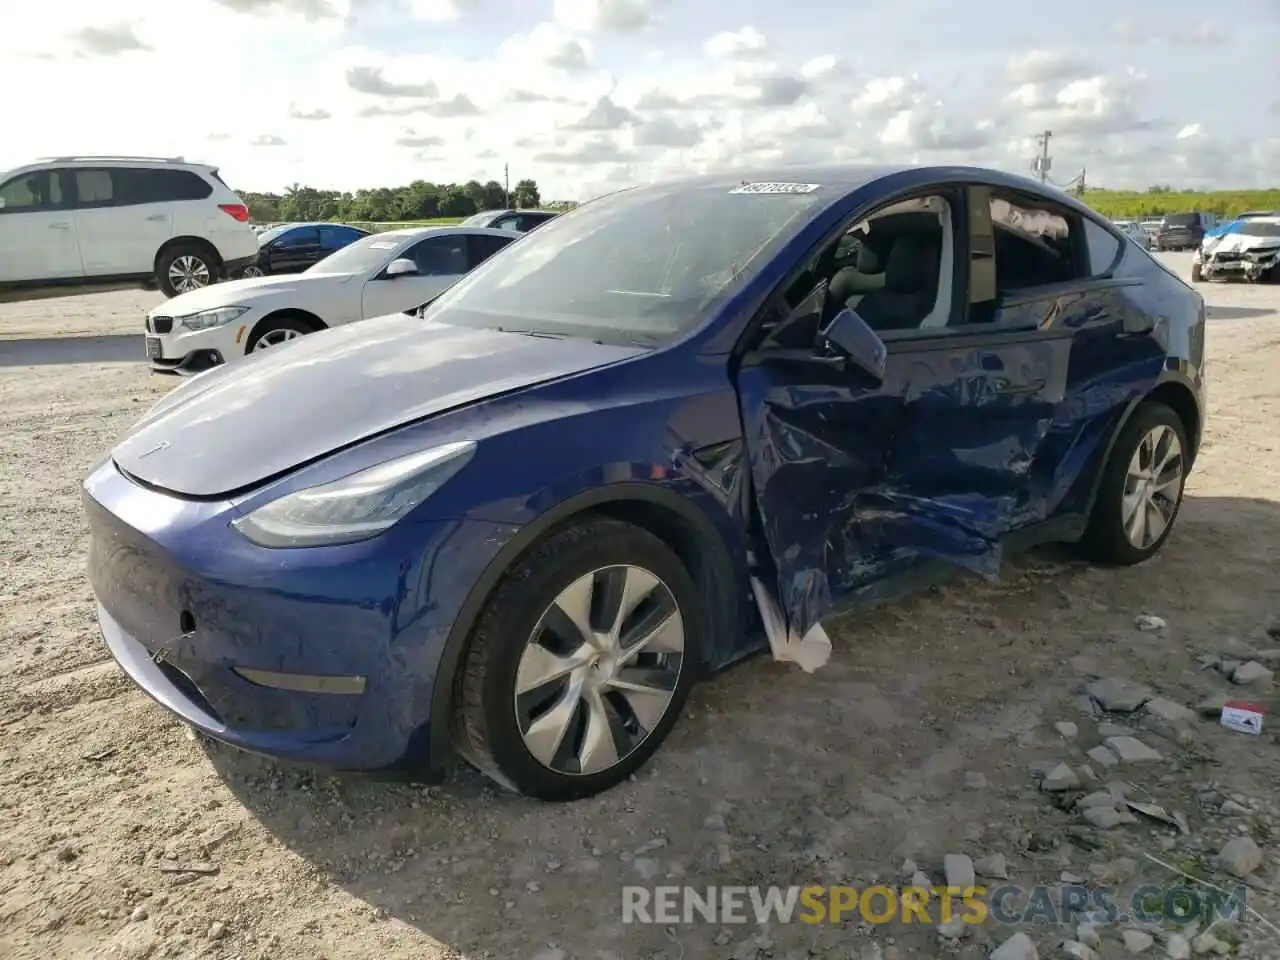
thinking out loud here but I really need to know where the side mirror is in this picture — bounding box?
[385,258,417,278]
[821,308,887,386]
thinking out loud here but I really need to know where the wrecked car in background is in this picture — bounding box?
[1192,215,1280,283]
[83,164,1207,802]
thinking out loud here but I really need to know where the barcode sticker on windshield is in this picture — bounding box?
[730,182,820,195]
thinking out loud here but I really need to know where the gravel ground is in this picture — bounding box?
[2,254,1280,960]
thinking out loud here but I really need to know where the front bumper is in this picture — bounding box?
[145,313,253,375]
[83,458,518,773]
[1196,252,1280,281]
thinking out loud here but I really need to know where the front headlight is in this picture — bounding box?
[179,306,250,331]
[230,441,477,548]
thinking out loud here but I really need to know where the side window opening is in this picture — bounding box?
[76,169,115,204]
[988,193,1080,292]
[409,236,469,276]
[1082,218,1122,276]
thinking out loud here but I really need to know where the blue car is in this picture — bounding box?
[84,164,1207,801]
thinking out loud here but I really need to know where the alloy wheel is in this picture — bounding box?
[514,565,685,776]
[241,265,264,278]
[1122,424,1184,549]
[169,255,211,293]
[251,328,302,351]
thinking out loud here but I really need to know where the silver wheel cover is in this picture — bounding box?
[514,564,685,776]
[251,328,303,351]
[1122,423,1184,549]
[169,255,211,293]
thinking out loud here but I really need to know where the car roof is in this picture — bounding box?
[373,225,521,240]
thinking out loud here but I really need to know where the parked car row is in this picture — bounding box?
[87,163,1208,803]
[0,154,560,304]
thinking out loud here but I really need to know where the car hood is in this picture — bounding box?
[151,273,353,315]
[1202,233,1280,256]
[113,314,646,497]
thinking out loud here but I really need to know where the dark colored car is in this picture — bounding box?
[84,164,1206,802]
[459,208,558,232]
[1152,212,1214,252]
[242,222,371,277]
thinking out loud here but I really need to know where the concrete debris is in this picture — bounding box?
[1134,614,1166,631]
[1079,790,1118,810]
[1195,694,1227,717]
[964,771,988,789]
[936,917,966,940]
[1121,929,1154,953]
[943,853,975,889]
[974,853,1009,880]
[1190,931,1228,955]
[1081,806,1136,829]
[990,931,1038,960]
[1103,735,1162,763]
[1041,763,1080,792]
[1055,721,1079,738]
[1217,659,1242,677]
[1165,932,1191,959]
[1144,697,1196,725]
[1086,745,1119,767]
[1059,940,1099,960]
[1075,923,1100,948]
[1232,660,1274,685]
[1217,836,1263,877]
[1085,677,1154,712]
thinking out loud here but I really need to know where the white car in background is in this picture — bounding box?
[0,155,259,302]
[1113,219,1151,249]
[144,226,519,374]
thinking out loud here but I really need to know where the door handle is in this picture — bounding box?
[145,214,168,222]
[48,222,71,229]
[993,377,1046,395]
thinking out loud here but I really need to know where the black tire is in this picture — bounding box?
[244,314,314,353]
[157,243,219,298]
[1190,262,1203,283]
[455,517,700,801]
[1083,401,1189,565]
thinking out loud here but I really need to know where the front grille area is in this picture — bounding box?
[149,316,174,334]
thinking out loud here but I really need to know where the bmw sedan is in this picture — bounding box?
[85,164,1206,802]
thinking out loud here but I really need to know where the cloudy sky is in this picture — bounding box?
[2,0,1277,200]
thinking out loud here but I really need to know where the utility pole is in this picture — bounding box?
[1078,166,1086,197]
[504,163,510,209]
[1033,130,1053,183]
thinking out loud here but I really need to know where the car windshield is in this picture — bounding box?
[1240,222,1280,238]
[424,182,825,345]
[305,233,403,275]
[459,211,497,226]
[1163,214,1197,227]
[256,224,297,244]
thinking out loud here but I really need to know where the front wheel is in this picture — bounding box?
[1083,401,1189,565]
[241,264,265,278]
[455,518,700,801]
[245,315,313,353]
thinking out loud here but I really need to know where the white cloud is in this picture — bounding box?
[0,0,1272,199]
[704,26,768,59]
[553,0,653,32]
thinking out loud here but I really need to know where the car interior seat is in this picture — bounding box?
[852,233,941,332]
[829,242,886,308]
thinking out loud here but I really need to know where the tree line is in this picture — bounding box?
[239,178,565,224]
[237,176,1279,226]
[1083,187,1280,219]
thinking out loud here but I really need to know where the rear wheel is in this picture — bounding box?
[1083,401,1189,565]
[1190,262,1203,283]
[157,244,218,297]
[455,518,699,801]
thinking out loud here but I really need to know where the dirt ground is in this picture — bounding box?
[2,253,1279,960]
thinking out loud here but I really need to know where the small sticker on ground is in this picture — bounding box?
[729,182,821,195]
[1221,700,1264,735]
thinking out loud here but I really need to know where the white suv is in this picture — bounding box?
[0,156,260,302]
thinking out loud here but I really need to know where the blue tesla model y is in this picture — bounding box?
[85,164,1206,801]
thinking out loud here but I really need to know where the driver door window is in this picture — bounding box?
[406,235,468,276]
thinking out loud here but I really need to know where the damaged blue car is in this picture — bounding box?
[84,164,1206,801]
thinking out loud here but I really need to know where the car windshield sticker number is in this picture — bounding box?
[369,241,398,249]
[730,182,821,195]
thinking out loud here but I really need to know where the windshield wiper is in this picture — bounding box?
[496,327,567,340]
